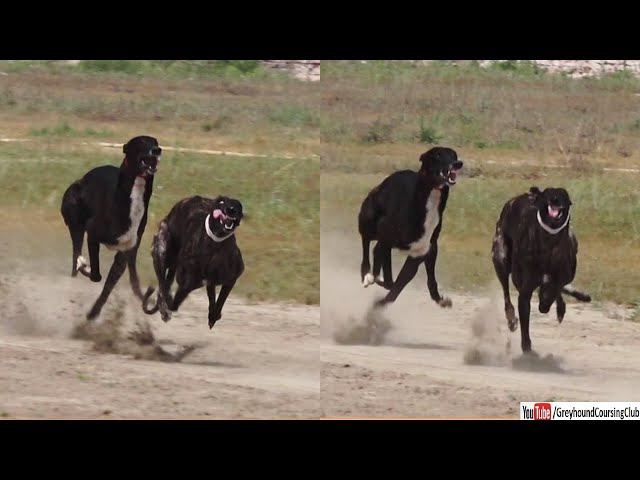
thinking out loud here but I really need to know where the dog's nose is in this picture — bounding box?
[225,205,236,216]
[151,147,162,156]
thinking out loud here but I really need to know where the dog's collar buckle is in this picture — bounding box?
[205,214,234,243]
[537,210,570,235]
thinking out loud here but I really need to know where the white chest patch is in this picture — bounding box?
[408,189,441,258]
[109,177,146,252]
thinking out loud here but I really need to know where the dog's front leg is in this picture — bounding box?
[517,289,534,353]
[374,256,421,308]
[424,243,451,308]
[87,238,102,282]
[86,252,127,320]
[556,294,566,324]
[126,245,144,300]
[208,281,235,329]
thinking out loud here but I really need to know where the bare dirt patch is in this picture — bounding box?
[0,263,319,419]
[321,231,640,418]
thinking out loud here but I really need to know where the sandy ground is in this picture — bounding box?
[0,237,319,419]
[321,232,640,419]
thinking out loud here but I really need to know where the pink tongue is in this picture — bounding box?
[548,206,560,218]
[213,209,226,220]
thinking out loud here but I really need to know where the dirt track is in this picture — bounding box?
[321,232,640,418]
[0,267,319,419]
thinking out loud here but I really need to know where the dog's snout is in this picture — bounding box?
[144,156,158,167]
[151,147,162,156]
[452,160,463,170]
[225,205,236,216]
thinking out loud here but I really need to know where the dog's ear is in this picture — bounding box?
[529,186,541,195]
[123,143,128,154]
[560,188,573,206]
[419,148,440,165]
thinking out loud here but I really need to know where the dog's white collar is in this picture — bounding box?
[537,210,570,235]
[205,214,235,242]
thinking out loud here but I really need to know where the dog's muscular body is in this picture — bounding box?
[143,195,244,329]
[492,186,591,353]
[60,135,161,319]
[358,147,463,309]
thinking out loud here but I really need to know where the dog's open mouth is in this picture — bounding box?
[141,155,160,176]
[446,169,460,186]
[548,205,564,219]
[213,209,237,232]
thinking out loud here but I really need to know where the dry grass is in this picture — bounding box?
[0,63,319,158]
[321,60,640,169]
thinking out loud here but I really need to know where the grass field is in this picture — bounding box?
[0,61,319,305]
[321,61,640,308]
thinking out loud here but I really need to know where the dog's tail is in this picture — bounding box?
[562,284,591,302]
[142,286,160,314]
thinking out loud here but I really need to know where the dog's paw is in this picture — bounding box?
[373,297,388,309]
[438,297,452,308]
[375,278,393,291]
[362,273,375,288]
[209,312,222,329]
[508,318,519,332]
[76,256,93,278]
[90,273,102,283]
[77,255,89,271]
[557,315,564,324]
[86,306,101,321]
[160,310,172,322]
[506,307,518,331]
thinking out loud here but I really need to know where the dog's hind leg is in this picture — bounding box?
[372,243,393,290]
[424,243,451,308]
[68,225,85,278]
[361,237,374,287]
[86,252,127,320]
[556,294,566,324]
[374,256,421,308]
[150,225,173,322]
[61,182,86,278]
[492,232,517,331]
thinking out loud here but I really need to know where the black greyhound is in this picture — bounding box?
[358,146,463,309]
[142,195,244,329]
[491,186,591,353]
[60,135,161,320]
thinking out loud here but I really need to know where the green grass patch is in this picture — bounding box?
[268,105,320,128]
[29,122,113,138]
[0,60,272,79]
